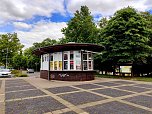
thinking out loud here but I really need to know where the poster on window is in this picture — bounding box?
[75,51,81,70]
[50,61,53,70]
[59,61,62,70]
[54,61,58,70]
[120,66,132,73]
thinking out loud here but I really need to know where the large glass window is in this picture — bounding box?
[50,54,53,70]
[75,51,81,70]
[54,52,58,70]
[50,52,62,71]
[49,50,93,71]
[58,52,62,70]
[63,51,68,70]
[70,51,74,70]
[83,52,93,70]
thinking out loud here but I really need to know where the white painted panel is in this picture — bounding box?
[41,54,49,70]
[40,55,43,70]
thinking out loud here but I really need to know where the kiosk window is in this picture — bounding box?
[83,52,93,70]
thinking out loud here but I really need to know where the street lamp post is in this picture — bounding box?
[2,48,11,69]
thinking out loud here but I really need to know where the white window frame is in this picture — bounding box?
[83,51,93,71]
[49,50,93,71]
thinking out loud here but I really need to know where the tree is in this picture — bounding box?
[98,17,108,29]
[139,12,152,75]
[24,38,57,71]
[12,53,27,69]
[33,38,57,49]
[0,33,24,67]
[102,7,151,65]
[62,6,98,43]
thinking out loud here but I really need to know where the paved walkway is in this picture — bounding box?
[0,77,152,114]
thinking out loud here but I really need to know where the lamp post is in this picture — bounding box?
[2,48,11,69]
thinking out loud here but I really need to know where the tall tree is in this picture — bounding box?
[62,6,98,43]
[102,7,152,64]
[24,38,57,70]
[0,33,23,67]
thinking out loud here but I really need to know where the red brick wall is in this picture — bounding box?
[40,70,96,81]
[50,71,95,81]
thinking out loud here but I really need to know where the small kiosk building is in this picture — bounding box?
[33,43,104,81]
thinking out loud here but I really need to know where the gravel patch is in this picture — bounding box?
[116,86,151,93]
[111,81,135,84]
[5,79,30,88]
[74,84,102,90]
[58,91,106,105]
[123,95,152,108]
[5,79,27,84]
[6,89,46,100]
[5,85,36,92]
[95,82,121,87]
[84,101,152,114]
[93,88,133,97]
[6,96,67,114]
[5,82,30,87]
[46,86,79,94]
[134,84,152,89]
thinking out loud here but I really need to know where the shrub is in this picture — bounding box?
[14,73,28,77]
[11,70,20,74]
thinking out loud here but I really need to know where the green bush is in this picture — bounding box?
[11,70,28,77]
[14,73,28,77]
[11,70,20,74]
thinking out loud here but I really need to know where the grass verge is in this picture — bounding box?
[96,74,152,82]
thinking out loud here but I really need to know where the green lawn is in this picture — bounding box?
[96,74,152,82]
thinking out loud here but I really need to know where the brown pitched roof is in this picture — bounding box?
[33,43,104,55]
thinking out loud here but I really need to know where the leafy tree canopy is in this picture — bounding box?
[102,7,152,64]
[0,33,24,67]
[62,6,98,43]
[24,38,57,70]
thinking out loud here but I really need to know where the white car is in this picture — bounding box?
[0,69,12,77]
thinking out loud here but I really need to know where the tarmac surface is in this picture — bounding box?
[0,73,152,114]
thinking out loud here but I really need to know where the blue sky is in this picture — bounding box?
[0,0,151,49]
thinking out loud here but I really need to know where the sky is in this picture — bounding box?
[0,0,152,49]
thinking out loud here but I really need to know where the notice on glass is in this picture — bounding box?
[120,66,132,73]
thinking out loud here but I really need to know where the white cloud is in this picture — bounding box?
[0,0,152,50]
[0,0,65,23]
[15,21,67,49]
[13,22,32,29]
[66,0,151,17]
[145,0,152,10]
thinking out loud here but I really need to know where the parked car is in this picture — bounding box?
[27,69,34,73]
[0,69,12,77]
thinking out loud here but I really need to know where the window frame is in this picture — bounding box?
[82,51,93,71]
[49,50,93,71]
